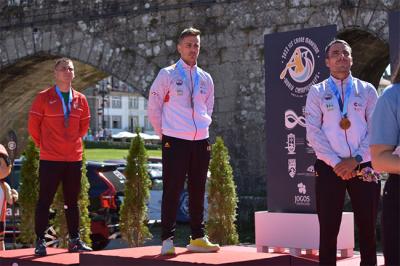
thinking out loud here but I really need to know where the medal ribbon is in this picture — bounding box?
[327,76,353,118]
[55,86,72,125]
[176,60,200,106]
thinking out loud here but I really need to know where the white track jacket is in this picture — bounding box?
[305,74,378,168]
[147,59,214,140]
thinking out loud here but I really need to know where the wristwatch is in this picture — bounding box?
[354,154,363,163]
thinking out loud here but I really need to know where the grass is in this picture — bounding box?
[86,148,161,161]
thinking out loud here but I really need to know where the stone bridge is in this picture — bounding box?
[0,0,397,219]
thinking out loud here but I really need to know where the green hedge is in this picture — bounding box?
[84,140,160,150]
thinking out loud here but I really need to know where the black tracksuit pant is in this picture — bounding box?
[314,159,380,266]
[161,135,210,241]
[382,174,400,266]
[35,160,82,240]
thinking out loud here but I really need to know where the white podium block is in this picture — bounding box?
[255,211,354,258]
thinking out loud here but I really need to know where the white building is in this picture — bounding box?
[84,77,154,138]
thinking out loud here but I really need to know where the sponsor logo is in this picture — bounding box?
[73,102,79,109]
[353,102,363,111]
[325,103,334,111]
[280,37,322,98]
[7,141,16,151]
[297,165,315,177]
[176,79,183,86]
[307,165,315,173]
[285,109,306,129]
[177,89,183,96]
[164,142,170,148]
[49,100,57,104]
[288,159,296,178]
[294,182,311,206]
[297,182,306,194]
[285,133,296,155]
[324,93,333,100]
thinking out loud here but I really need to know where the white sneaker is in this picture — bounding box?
[161,237,176,255]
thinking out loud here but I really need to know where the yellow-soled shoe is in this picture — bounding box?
[186,236,220,253]
[161,238,176,255]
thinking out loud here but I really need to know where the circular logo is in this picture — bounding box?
[8,141,16,151]
[280,37,321,98]
[286,46,314,83]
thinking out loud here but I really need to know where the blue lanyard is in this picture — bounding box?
[55,86,72,119]
[327,76,353,118]
[176,60,200,96]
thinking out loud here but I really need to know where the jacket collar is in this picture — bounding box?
[51,85,76,98]
[178,58,198,71]
[330,73,353,89]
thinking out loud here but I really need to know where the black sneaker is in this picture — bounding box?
[34,238,47,256]
[68,237,93,252]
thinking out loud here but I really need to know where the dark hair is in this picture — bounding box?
[325,39,352,58]
[392,62,400,84]
[54,57,73,69]
[178,27,201,43]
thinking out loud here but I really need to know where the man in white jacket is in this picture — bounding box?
[305,39,380,265]
[148,27,219,255]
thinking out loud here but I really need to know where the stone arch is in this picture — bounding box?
[337,28,389,87]
[0,25,167,147]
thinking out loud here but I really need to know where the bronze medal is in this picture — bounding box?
[339,117,351,130]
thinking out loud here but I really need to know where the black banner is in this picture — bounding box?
[389,11,400,71]
[265,25,337,213]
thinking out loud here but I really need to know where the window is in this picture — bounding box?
[112,116,122,129]
[129,97,139,109]
[111,96,122,108]
[103,115,110,129]
[144,99,148,109]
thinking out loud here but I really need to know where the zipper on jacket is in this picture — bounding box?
[341,80,352,156]
[190,67,198,140]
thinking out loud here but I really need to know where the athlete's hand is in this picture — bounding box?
[334,158,358,180]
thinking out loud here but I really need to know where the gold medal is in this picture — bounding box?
[339,117,351,130]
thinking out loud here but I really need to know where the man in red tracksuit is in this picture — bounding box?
[28,58,92,256]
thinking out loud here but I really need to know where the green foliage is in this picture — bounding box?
[52,148,91,247]
[52,185,68,247]
[18,137,40,246]
[206,137,239,245]
[119,128,152,247]
[78,149,91,245]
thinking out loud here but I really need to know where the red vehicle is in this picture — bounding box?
[5,160,125,250]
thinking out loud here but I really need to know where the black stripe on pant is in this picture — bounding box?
[161,135,210,241]
[314,159,380,266]
[382,174,400,266]
[35,160,82,239]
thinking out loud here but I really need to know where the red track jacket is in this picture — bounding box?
[28,86,90,161]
